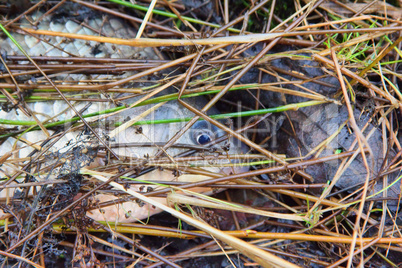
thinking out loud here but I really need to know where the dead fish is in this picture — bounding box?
[0,9,248,223]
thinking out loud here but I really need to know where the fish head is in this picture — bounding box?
[110,96,249,176]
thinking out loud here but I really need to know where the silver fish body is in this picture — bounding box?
[0,10,247,222]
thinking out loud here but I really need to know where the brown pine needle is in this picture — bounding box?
[20,26,402,47]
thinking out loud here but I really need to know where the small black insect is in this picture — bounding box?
[135,126,143,134]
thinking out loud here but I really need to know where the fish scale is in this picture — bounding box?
[2,11,156,59]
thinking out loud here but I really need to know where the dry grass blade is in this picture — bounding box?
[21,26,402,47]
[331,48,372,267]
[136,0,158,39]
[0,250,44,268]
[167,192,307,221]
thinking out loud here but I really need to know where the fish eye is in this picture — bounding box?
[193,128,214,145]
[196,133,212,145]
[191,121,222,146]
